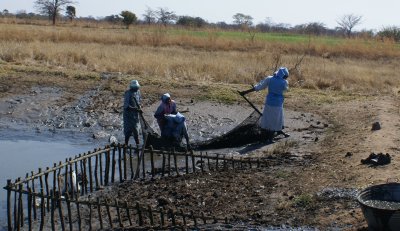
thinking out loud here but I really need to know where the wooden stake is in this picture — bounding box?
[13,180,17,230]
[88,156,93,192]
[136,202,143,226]
[18,182,23,229]
[201,212,206,224]
[167,150,171,176]
[159,208,164,227]
[123,146,127,181]
[65,194,73,231]
[191,150,195,173]
[216,154,219,171]
[161,150,165,177]
[44,168,50,214]
[27,186,32,231]
[39,189,45,231]
[118,145,123,182]
[88,203,92,231]
[6,179,12,231]
[105,200,113,229]
[129,145,134,180]
[169,209,176,226]
[191,210,197,226]
[150,146,155,178]
[185,150,189,174]
[180,209,186,227]
[105,149,110,185]
[68,163,75,199]
[125,201,132,226]
[82,158,88,194]
[111,147,116,183]
[206,152,211,171]
[116,200,123,228]
[94,155,99,190]
[142,135,148,179]
[97,198,103,229]
[50,190,56,231]
[76,201,82,231]
[99,152,104,186]
[147,205,154,226]
[173,148,179,176]
[30,172,37,220]
[57,192,65,231]
[200,152,204,172]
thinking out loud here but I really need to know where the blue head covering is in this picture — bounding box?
[274,67,289,79]
[130,80,140,89]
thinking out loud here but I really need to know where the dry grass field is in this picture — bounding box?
[1,22,399,95]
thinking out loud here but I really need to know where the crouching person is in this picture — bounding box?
[163,112,191,150]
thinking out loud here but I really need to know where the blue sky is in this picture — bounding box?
[1,0,399,31]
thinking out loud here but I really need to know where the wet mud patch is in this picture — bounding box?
[0,85,331,152]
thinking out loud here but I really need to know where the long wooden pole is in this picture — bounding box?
[237,90,262,116]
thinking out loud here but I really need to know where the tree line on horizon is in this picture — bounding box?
[1,0,400,42]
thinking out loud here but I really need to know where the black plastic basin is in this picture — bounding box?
[357,183,400,231]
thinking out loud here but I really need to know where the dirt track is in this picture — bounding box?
[1,76,400,230]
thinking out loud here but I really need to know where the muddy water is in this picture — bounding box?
[0,138,96,229]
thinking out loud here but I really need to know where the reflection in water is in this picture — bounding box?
[0,139,95,229]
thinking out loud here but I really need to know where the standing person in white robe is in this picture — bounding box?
[239,67,290,143]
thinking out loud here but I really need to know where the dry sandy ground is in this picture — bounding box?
[0,79,399,230]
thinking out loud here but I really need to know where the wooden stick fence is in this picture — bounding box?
[3,144,275,230]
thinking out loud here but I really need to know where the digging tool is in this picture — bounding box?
[132,96,149,130]
[237,90,262,116]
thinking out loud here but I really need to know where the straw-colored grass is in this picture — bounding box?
[0,22,399,96]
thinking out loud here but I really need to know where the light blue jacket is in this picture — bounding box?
[254,68,289,107]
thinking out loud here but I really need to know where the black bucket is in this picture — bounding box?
[357,183,400,230]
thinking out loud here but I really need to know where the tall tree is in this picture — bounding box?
[232,13,253,28]
[156,7,177,26]
[65,5,75,22]
[337,14,362,37]
[120,10,137,29]
[34,0,75,25]
[233,13,255,42]
[177,16,206,27]
[2,9,9,16]
[142,6,156,25]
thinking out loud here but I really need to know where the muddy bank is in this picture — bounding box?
[0,85,338,230]
[0,86,329,153]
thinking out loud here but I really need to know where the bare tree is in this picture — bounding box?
[156,7,177,26]
[34,0,75,25]
[337,14,362,37]
[142,6,156,25]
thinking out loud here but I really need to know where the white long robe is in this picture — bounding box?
[254,76,288,131]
